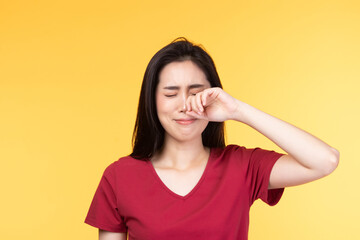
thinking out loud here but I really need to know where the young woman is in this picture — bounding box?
[85,38,339,240]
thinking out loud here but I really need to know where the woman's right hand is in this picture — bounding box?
[185,87,243,122]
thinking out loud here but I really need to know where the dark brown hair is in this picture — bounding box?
[130,37,225,160]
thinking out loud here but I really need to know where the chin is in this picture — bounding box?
[161,121,208,143]
[166,132,203,143]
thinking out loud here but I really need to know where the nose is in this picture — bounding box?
[179,92,187,112]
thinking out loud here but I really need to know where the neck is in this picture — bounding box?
[152,135,209,170]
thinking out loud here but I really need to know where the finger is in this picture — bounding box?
[202,88,216,107]
[186,109,206,120]
[195,93,204,112]
[186,95,192,112]
[201,91,207,106]
[191,95,201,114]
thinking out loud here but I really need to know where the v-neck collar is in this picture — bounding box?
[146,148,213,200]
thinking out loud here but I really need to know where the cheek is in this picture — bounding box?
[199,120,209,131]
[156,96,174,114]
[156,98,171,125]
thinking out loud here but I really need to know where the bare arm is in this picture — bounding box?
[235,101,340,189]
[99,229,127,240]
[186,87,340,189]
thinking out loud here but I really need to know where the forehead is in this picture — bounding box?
[158,60,210,87]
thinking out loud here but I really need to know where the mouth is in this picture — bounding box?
[174,118,196,125]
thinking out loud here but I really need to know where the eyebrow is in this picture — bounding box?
[163,84,205,90]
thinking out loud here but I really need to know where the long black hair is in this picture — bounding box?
[130,37,225,160]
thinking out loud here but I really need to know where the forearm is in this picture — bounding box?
[234,100,339,174]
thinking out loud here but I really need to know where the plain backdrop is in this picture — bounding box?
[0,0,359,239]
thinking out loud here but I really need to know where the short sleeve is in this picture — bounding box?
[84,165,127,233]
[247,147,285,206]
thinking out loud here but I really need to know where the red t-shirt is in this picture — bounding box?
[85,144,285,239]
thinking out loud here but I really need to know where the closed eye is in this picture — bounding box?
[164,94,176,97]
[190,90,203,96]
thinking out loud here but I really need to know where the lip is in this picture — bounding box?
[175,119,196,125]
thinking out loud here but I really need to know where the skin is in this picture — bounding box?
[99,230,127,240]
[153,61,212,167]
[150,60,213,197]
[99,60,340,240]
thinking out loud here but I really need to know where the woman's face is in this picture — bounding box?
[156,60,211,143]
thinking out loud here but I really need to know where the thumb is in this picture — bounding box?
[186,110,207,120]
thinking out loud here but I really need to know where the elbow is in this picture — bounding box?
[322,148,340,176]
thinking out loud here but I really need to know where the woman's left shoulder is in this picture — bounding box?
[210,144,247,159]
[214,144,274,159]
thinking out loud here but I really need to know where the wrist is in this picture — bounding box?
[231,100,250,123]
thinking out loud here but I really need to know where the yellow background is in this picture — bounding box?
[1,0,359,239]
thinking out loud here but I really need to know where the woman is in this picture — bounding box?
[85,38,339,240]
